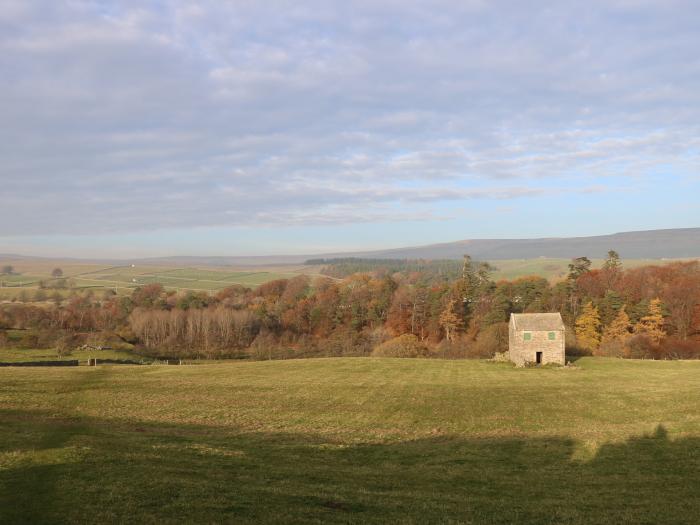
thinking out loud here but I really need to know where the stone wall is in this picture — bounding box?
[508,323,565,366]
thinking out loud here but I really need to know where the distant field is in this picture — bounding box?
[0,259,323,298]
[2,257,697,299]
[488,257,696,281]
[0,357,698,524]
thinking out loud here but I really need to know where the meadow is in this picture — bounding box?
[1,357,698,524]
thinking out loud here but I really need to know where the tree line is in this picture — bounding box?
[1,252,699,360]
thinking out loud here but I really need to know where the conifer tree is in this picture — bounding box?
[601,306,632,346]
[575,302,601,352]
[634,298,665,344]
[602,250,622,289]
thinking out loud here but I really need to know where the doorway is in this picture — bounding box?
[536,352,543,365]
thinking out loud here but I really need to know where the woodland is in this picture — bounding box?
[1,253,699,360]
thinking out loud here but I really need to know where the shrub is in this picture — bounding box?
[323,328,373,357]
[657,337,700,360]
[432,338,469,359]
[470,322,509,358]
[372,334,430,358]
[624,334,655,359]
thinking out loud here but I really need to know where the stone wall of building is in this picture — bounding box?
[508,320,565,366]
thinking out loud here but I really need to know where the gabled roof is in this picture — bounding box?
[510,313,564,331]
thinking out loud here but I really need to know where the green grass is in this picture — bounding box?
[0,264,315,298]
[0,347,144,364]
[1,357,699,524]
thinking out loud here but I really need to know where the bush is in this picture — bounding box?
[432,338,469,359]
[372,334,430,358]
[656,337,700,360]
[323,328,373,357]
[471,322,509,358]
[597,339,626,358]
[624,335,655,359]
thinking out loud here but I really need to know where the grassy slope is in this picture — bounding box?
[1,357,699,524]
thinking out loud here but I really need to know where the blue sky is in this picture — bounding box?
[1,1,699,257]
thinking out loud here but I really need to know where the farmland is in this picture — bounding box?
[3,256,695,302]
[0,259,324,299]
[1,357,698,524]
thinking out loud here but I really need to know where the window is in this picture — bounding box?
[548,332,556,340]
[523,332,532,342]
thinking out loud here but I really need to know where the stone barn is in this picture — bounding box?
[508,313,565,366]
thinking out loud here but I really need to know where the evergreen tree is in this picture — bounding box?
[634,298,665,344]
[481,290,511,327]
[602,250,623,289]
[567,256,592,320]
[575,302,601,352]
[599,290,625,326]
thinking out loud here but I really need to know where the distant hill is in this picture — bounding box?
[2,228,699,266]
[343,228,700,261]
[145,227,699,264]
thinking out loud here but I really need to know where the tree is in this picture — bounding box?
[602,250,622,289]
[439,299,463,342]
[51,268,63,278]
[634,298,665,344]
[575,302,601,352]
[459,255,478,308]
[568,257,592,281]
[600,306,632,355]
[1,265,13,275]
[567,257,592,320]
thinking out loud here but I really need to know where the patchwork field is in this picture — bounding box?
[0,357,698,524]
[0,259,323,298]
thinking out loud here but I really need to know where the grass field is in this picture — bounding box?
[1,357,698,524]
[488,257,696,281]
[0,259,323,299]
[0,346,143,364]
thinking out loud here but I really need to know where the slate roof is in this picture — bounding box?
[510,313,565,331]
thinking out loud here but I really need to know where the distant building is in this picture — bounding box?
[508,313,565,366]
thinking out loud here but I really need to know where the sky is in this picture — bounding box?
[1,0,699,258]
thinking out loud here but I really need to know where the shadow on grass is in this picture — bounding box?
[0,409,698,524]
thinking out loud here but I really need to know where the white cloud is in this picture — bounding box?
[0,0,699,236]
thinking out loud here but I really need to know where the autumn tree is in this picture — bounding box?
[575,302,601,352]
[600,306,632,356]
[634,298,665,344]
[439,299,463,342]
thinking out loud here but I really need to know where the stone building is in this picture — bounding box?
[508,313,565,366]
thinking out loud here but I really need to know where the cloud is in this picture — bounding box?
[0,0,699,236]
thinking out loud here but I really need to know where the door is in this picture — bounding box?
[536,352,543,365]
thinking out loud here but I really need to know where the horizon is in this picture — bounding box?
[2,1,699,257]
[2,226,699,261]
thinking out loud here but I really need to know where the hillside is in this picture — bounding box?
[3,228,699,267]
[116,227,700,263]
